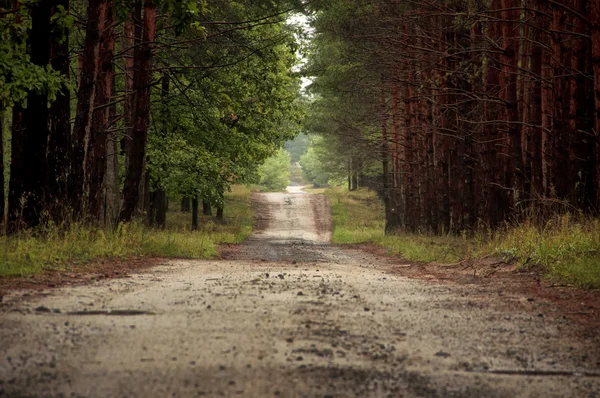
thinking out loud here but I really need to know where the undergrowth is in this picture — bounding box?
[0,185,254,277]
[324,187,600,289]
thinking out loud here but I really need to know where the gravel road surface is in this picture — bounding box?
[1,189,599,397]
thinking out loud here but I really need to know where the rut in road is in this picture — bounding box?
[1,190,599,398]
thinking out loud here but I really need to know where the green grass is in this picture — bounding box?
[323,187,600,289]
[0,185,255,277]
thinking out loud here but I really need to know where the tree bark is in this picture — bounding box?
[0,107,4,227]
[202,199,212,216]
[120,0,157,222]
[148,188,166,228]
[46,0,71,221]
[121,5,139,165]
[104,73,120,228]
[181,197,190,212]
[500,0,523,211]
[8,0,52,229]
[191,196,199,230]
[8,106,24,230]
[590,0,600,209]
[70,0,105,216]
[88,0,114,221]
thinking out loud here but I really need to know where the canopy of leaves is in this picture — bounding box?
[147,0,306,202]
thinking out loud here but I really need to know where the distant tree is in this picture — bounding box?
[258,149,291,192]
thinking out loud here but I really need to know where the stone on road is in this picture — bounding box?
[1,189,599,397]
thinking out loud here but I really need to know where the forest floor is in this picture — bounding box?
[1,189,599,397]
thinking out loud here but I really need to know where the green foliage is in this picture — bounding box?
[0,5,69,107]
[257,149,291,192]
[299,135,353,187]
[0,186,254,277]
[324,187,600,289]
[147,0,306,203]
[285,133,310,163]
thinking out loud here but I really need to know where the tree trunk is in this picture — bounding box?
[380,83,395,234]
[9,0,53,229]
[46,0,71,221]
[0,107,4,227]
[88,0,114,221]
[592,0,600,209]
[528,9,544,200]
[104,73,120,228]
[8,106,24,230]
[147,74,170,228]
[121,5,139,165]
[202,199,212,216]
[120,0,157,222]
[539,1,556,197]
[350,171,358,191]
[181,197,190,212]
[70,0,105,216]
[191,196,199,230]
[500,0,523,212]
[216,188,224,221]
[148,187,166,229]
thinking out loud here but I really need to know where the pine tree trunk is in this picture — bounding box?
[9,0,52,229]
[88,0,114,221]
[105,73,120,228]
[592,0,600,209]
[147,74,170,228]
[120,0,157,222]
[390,81,403,230]
[380,84,395,234]
[70,0,105,216]
[0,106,4,227]
[121,6,139,165]
[47,0,71,220]
[528,8,543,199]
[500,0,523,211]
[540,1,556,197]
[8,106,24,230]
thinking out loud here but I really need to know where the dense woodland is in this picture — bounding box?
[304,0,600,234]
[0,0,304,232]
[2,0,600,238]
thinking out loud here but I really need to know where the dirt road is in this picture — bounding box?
[1,190,599,397]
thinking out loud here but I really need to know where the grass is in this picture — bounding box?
[0,185,255,277]
[323,187,600,289]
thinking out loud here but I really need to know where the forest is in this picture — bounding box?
[1,0,304,233]
[1,0,600,281]
[303,0,600,234]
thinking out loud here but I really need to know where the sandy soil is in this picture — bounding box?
[1,190,599,397]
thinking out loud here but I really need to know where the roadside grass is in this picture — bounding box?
[323,187,600,289]
[0,185,254,277]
